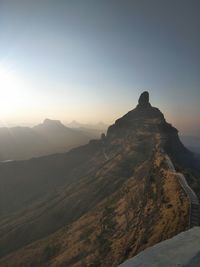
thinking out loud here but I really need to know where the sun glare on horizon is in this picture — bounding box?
[0,63,28,116]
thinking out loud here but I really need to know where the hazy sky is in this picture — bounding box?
[0,0,199,135]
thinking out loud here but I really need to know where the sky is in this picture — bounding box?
[0,0,199,135]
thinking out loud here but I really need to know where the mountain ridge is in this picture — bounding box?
[0,92,199,267]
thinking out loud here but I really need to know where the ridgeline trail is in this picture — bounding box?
[164,154,200,228]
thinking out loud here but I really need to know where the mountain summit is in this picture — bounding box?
[138,91,151,108]
[42,118,66,128]
[107,91,174,139]
[0,92,199,267]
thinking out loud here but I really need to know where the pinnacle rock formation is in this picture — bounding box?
[138,91,151,108]
[107,91,166,138]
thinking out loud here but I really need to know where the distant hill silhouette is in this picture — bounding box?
[0,119,101,161]
[180,135,200,154]
[67,120,108,130]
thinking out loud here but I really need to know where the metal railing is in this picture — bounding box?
[164,153,200,228]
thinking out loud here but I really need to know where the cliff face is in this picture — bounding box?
[0,92,199,267]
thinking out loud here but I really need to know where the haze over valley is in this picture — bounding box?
[0,119,107,161]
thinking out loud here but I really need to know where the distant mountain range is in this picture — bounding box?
[0,92,199,267]
[0,119,105,161]
[180,135,200,154]
[66,120,108,129]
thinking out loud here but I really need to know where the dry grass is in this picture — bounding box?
[0,135,190,267]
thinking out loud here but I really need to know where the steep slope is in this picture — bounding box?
[0,142,101,217]
[0,92,199,267]
[0,144,189,267]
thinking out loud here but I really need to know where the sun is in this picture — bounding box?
[0,63,26,115]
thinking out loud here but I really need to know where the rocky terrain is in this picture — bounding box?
[0,92,199,267]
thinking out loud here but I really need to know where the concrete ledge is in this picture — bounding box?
[119,227,200,267]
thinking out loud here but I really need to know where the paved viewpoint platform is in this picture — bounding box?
[119,227,200,267]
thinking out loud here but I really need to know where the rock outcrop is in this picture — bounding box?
[107,91,175,139]
[137,91,151,108]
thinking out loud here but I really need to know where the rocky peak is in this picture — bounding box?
[106,91,179,140]
[33,119,67,131]
[137,91,151,108]
[42,119,66,129]
[43,119,62,125]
